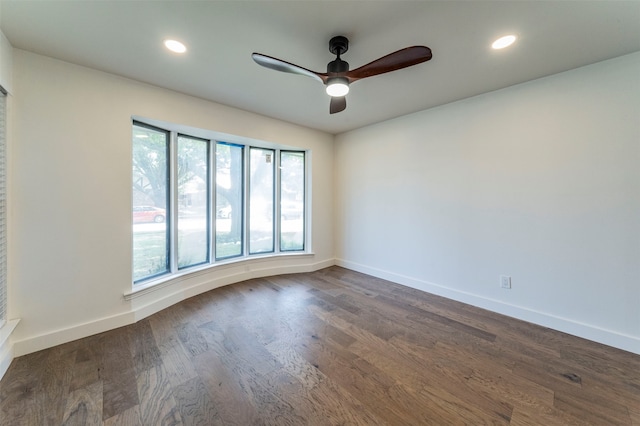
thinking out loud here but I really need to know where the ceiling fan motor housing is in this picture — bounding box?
[329,36,349,56]
[327,58,349,74]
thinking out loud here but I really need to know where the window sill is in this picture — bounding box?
[0,318,19,349]
[124,251,315,301]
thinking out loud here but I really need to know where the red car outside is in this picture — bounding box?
[133,206,166,223]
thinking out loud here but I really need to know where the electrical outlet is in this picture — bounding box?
[500,275,512,289]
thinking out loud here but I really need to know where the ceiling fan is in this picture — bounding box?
[252,36,432,114]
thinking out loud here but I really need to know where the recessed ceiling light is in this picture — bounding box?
[492,35,517,50]
[164,39,187,53]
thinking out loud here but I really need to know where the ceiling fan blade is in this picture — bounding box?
[345,46,432,82]
[252,53,328,84]
[330,96,346,114]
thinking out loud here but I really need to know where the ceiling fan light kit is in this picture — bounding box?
[326,78,350,97]
[252,35,432,114]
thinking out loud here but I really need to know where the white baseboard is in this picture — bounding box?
[11,257,336,359]
[12,312,135,359]
[336,259,640,355]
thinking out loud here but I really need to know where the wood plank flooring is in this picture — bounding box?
[1,266,639,425]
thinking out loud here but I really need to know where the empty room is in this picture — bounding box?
[0,1,639,424]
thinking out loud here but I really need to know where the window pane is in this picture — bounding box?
[249,148,274,254]
[280,151,305,251]
[132,124,169,282]
[216,143,243,259]
[177,135,209,268]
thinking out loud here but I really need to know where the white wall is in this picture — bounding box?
[10,50,334,356]
[335,52,640,354]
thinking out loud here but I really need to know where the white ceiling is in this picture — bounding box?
[2,1,639,134]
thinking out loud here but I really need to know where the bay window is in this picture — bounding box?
[132,120,307,284]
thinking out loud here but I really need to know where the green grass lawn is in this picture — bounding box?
[133,229,243,282]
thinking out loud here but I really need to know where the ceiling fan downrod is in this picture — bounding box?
[327,36,349,74]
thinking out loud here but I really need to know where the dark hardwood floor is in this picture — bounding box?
[1,266,639,425]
